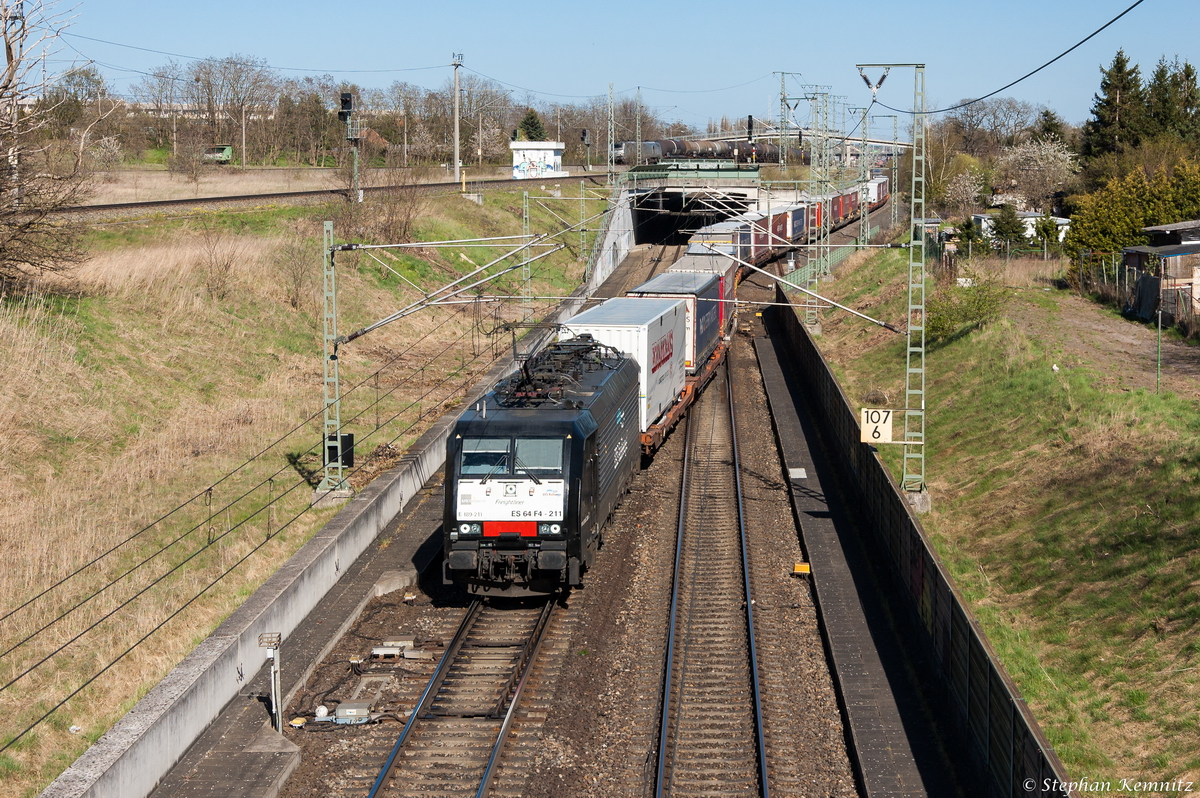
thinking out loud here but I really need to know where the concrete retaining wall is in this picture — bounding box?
[584,186,633,292]
[42,275,592,798]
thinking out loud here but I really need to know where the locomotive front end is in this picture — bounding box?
[445,431,577,595]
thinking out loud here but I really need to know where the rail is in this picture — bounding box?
[652,363,768,797]
[365,596,555,798]
[366,599,483,798]
[55,174,608,216]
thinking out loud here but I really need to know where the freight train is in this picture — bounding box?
[442,173,890,596]
[613,138,805,165]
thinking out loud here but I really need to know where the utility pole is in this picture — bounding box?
[318,221,351,500]
[7,1,24,210]
[452,53,463,183]
[891,114,899,228]
[774,71,804,170]
[779,73,786,169]
[851,106,869,243]
[873,114,900,229]
[607,83,615,186]
[635,87,642,166]
[522,191,532,321]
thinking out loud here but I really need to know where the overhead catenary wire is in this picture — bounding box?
[3,205,600,626]
[3,207,589,665]
[1,331,504,733]
[0,293,533,741]
[870,0,1148,116]
[0,306,467,628]
[58,31,447,75]
[0,313,473,660]
[0,194,593,747]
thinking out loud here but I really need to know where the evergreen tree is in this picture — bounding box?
[1063,170,1152,256]
[517,108,547,141]
[1145,56,1200,141]
[1033,109,1067,143]
[990,204,1028,249]
[1080,50,1147,160]
[1033,210,1061,250]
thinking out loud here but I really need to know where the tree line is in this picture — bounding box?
[41,56,687,174]
[910,48,1200,257]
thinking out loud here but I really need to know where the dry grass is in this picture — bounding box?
[989,254,1069,288]
[0,190,591,795]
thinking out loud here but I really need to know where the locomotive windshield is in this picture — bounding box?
[459,437,564,476]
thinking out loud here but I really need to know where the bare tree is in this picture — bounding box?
[183,55,276,167]
[197,225,244,300]
[0,0,93,282]
[167,125,212,188]
[131,60,184,153]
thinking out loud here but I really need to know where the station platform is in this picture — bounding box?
[145,476,445,798]
[755,329,972,798]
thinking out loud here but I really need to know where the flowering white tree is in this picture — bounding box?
[944,169,985,219]
[996,138,1077,213]
[469,116,506,164]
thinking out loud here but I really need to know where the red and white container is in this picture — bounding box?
[560,298,687,432]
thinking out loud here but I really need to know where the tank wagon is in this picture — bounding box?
[612,138,803,165]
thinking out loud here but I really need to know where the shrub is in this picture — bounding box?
[927,269,1010,340]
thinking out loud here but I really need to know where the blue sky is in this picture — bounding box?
[54,0,1190,130]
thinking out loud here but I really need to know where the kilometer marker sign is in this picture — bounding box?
[860,408,893,444]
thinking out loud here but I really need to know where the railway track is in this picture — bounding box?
[333,596,561,798]
[56,174,609,217]
[653,364,768,798]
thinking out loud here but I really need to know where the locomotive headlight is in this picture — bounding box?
[459,523,471,534]
[550,524,561,534]
[538,523,550,534]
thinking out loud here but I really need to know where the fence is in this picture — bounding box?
[1072,252,1199,333]
[770,284,1073,798]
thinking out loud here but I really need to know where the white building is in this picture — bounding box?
[972,212,1070,243]
[510,141,569,179]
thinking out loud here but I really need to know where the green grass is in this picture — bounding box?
[814,248,1200,787]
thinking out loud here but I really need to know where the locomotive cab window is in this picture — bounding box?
[460,438,511,475]
[514,438,564,473]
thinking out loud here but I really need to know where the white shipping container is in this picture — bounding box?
[560,298,687,432]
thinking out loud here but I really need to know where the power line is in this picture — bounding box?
[0,310,462,627]
[59,31,446,75]
[873,0,1148,116]
[0,498,318,755]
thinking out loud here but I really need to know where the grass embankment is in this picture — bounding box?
[812,250,1200,795]
[0,185,603,795]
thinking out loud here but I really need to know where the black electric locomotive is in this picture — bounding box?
[442,335,641,596]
